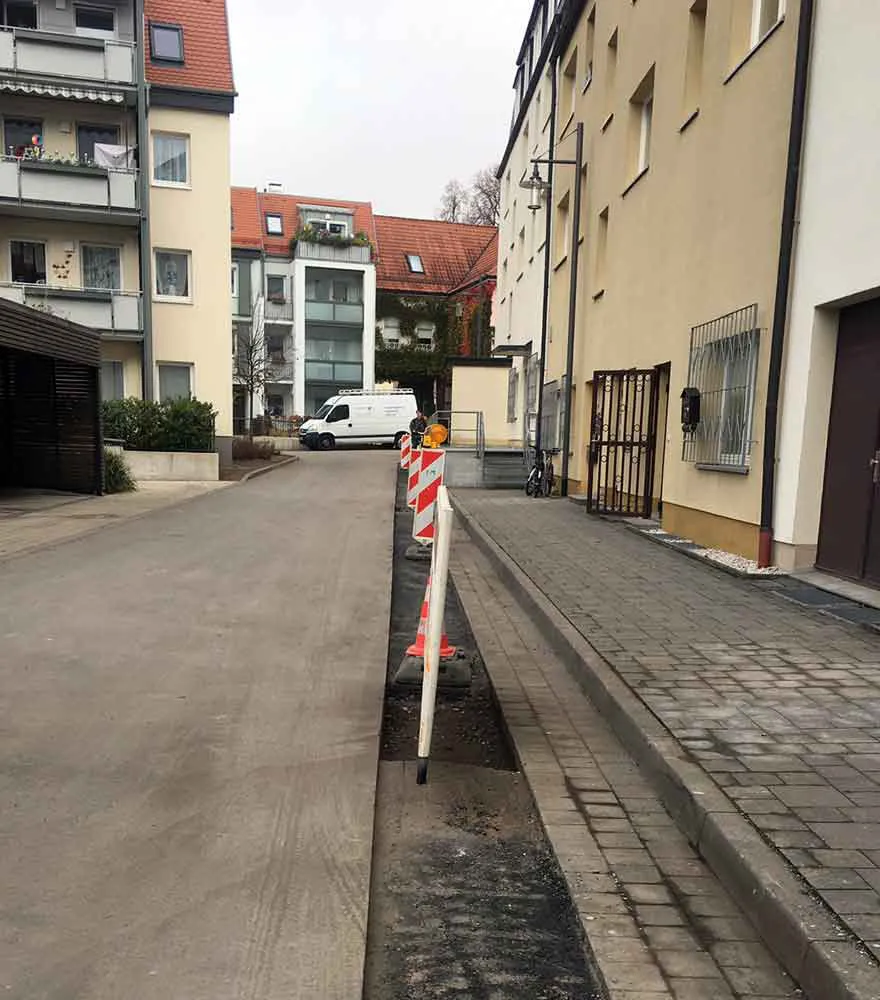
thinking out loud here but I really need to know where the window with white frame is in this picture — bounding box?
[751,0,785,47]
[153,133,189,185]
[158,363,192,401]
[154,250,190,299]
[382,318,400,346]
[82,245,121,290]
[266,275,286,302]
[629,67,655,177]
[415,322,434,347]
[231,263,239,298]
[682,304,760,469]
[75,5,115,38]
[10,240,46,284]
[306,216,349,237]
[507,367,518,423]
[3,2,37,28]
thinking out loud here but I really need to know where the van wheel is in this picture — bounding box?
[318,434,335,451]
[393,432,405,450]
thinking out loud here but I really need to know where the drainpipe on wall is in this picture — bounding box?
[134,0,154,400]
[533,28,558,461]
[758,0,816,568]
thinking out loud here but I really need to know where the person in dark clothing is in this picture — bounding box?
[409,411,427,447]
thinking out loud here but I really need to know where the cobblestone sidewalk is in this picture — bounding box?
[454,533,802,1000]
[453,492,880,974]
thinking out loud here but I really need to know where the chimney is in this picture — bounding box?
[267,182,283,195]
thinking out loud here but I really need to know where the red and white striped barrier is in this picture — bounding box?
[406,449,422,509]
[399,433,411,469]
[413,448,445,546]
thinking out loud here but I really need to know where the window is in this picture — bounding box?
[152,133,189,185]
[584,7,596,89]
[10,240,45,284]
[266,334,286,363]
[406,254,424,274]
[3,2,37,28]
[554,190,570,264]
[331,280,349,303]
[416,322,434,346]
[326,404,350,424]
[751,0,784,47]
[75,5,115,38]
[158,363,191,402]
[307,217,348,237]
[149,22,184,63]
[101,361,124,401]
[231,263,239,298]
[77,124,119,163]
[266,275,285,302]
[154,250,190,299]
[507,367,518,423]
[605,28,619,117]
[683,305,760,469]
[562,46,578,120]
[594,207,609,292]
[382,318,400,345]
[265,214,283,236]
[683,0,707,115]
[82,245,121,289]
[4,118,41,158]
[628,67,654,177]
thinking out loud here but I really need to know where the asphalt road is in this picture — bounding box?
[0,451,396,1000]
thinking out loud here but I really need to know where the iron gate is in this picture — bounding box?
[587,368,660,517]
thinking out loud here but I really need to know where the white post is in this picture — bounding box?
[417,484,453,784]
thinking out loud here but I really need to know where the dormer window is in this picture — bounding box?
[150,22,184,64]
[406,254,425,274]
[266,213,283,236]
[307,217,349,237]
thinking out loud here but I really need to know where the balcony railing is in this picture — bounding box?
[0,156,138,214]
[264,298,293,322]
[0,282,141,335]
[295,241,372,265]
[0,26,136,86]
[304,360,363,384]
[266,361,294,382]
[304,299,364,325]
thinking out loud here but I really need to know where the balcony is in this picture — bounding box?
[0,27,136,89]
[0,283,141,336]
[266,360,294,383]
[304,299,364,326]
[264,298,293,322]
[304,360,363,384]
[0,156,138,221]
[295,241,372,265]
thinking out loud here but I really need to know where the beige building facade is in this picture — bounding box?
[542,0,798,558]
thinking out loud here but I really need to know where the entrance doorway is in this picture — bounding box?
[817,298,880,585]
[586,367,663,518]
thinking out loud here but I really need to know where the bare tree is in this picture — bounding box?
[466,165,501,226]
[233,323,275,437]
[437,179,470,223]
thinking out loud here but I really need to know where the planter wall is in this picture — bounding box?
[124,450,219,482]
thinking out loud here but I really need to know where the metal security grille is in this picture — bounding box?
[587,369,660,517]
[682,304,760,469]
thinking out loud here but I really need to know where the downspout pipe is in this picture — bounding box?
[758,0,816,567]
[134,0,154,400]
[559,121,583,497]
[533,27,558,460]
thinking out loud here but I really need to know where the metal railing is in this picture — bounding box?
[0,155,138,213]
[295,241,372,264]
[304,299,364,325]
[429,410,485,461]
[0,282,141,333]
[304,359,363,383]
[265,299,294,322]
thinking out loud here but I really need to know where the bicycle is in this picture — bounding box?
[525,449,556,497]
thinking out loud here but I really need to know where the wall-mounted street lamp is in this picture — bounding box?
[520,122,584,497]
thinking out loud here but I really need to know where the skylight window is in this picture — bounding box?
[266,214,283,236]
[406,254,424,274]
[150,22,184,63]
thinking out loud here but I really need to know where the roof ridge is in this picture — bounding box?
[374,214,497,230]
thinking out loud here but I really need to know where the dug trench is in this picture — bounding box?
[362,474,601,999]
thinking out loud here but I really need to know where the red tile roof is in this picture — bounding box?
[450,232,499,295]
[230,188,377,256]
[144,0,235,95]
[373,216,498,296]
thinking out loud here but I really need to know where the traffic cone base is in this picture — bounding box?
[404,574,457,659]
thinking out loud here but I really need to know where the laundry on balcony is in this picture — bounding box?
[92,143,135,170]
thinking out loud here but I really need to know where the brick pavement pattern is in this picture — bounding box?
[453,493,880,968]
[454,533,802,1000]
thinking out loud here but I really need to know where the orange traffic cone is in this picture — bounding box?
[406,574,456,658]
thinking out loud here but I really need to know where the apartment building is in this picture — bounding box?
[0,0,235,448]
[495,0,559,449]
[230,187,377,422]
[535,0,799,560]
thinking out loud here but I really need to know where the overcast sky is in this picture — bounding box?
[227,0,532,219]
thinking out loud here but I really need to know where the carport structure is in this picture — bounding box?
[0,297,102,495]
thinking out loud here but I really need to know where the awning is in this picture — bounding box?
[0,77,124,104]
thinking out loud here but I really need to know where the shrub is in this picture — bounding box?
[103,448,136,493]
[232,437,275,461]
[102,397,217,452]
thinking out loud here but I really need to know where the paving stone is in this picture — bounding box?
[657,950,721,979]
[669,978,736,1000]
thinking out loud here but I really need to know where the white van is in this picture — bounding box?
[299,389,418,451]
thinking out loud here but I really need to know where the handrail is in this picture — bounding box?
[430,409,485,461]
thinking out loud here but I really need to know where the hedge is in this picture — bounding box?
[102,397,217,453]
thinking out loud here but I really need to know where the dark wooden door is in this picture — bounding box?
[817,299,880,583]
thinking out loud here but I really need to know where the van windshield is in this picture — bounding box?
[314,403,334,419]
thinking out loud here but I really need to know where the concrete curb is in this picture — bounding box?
[238,455,299,483]
[451,494,880,1000]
